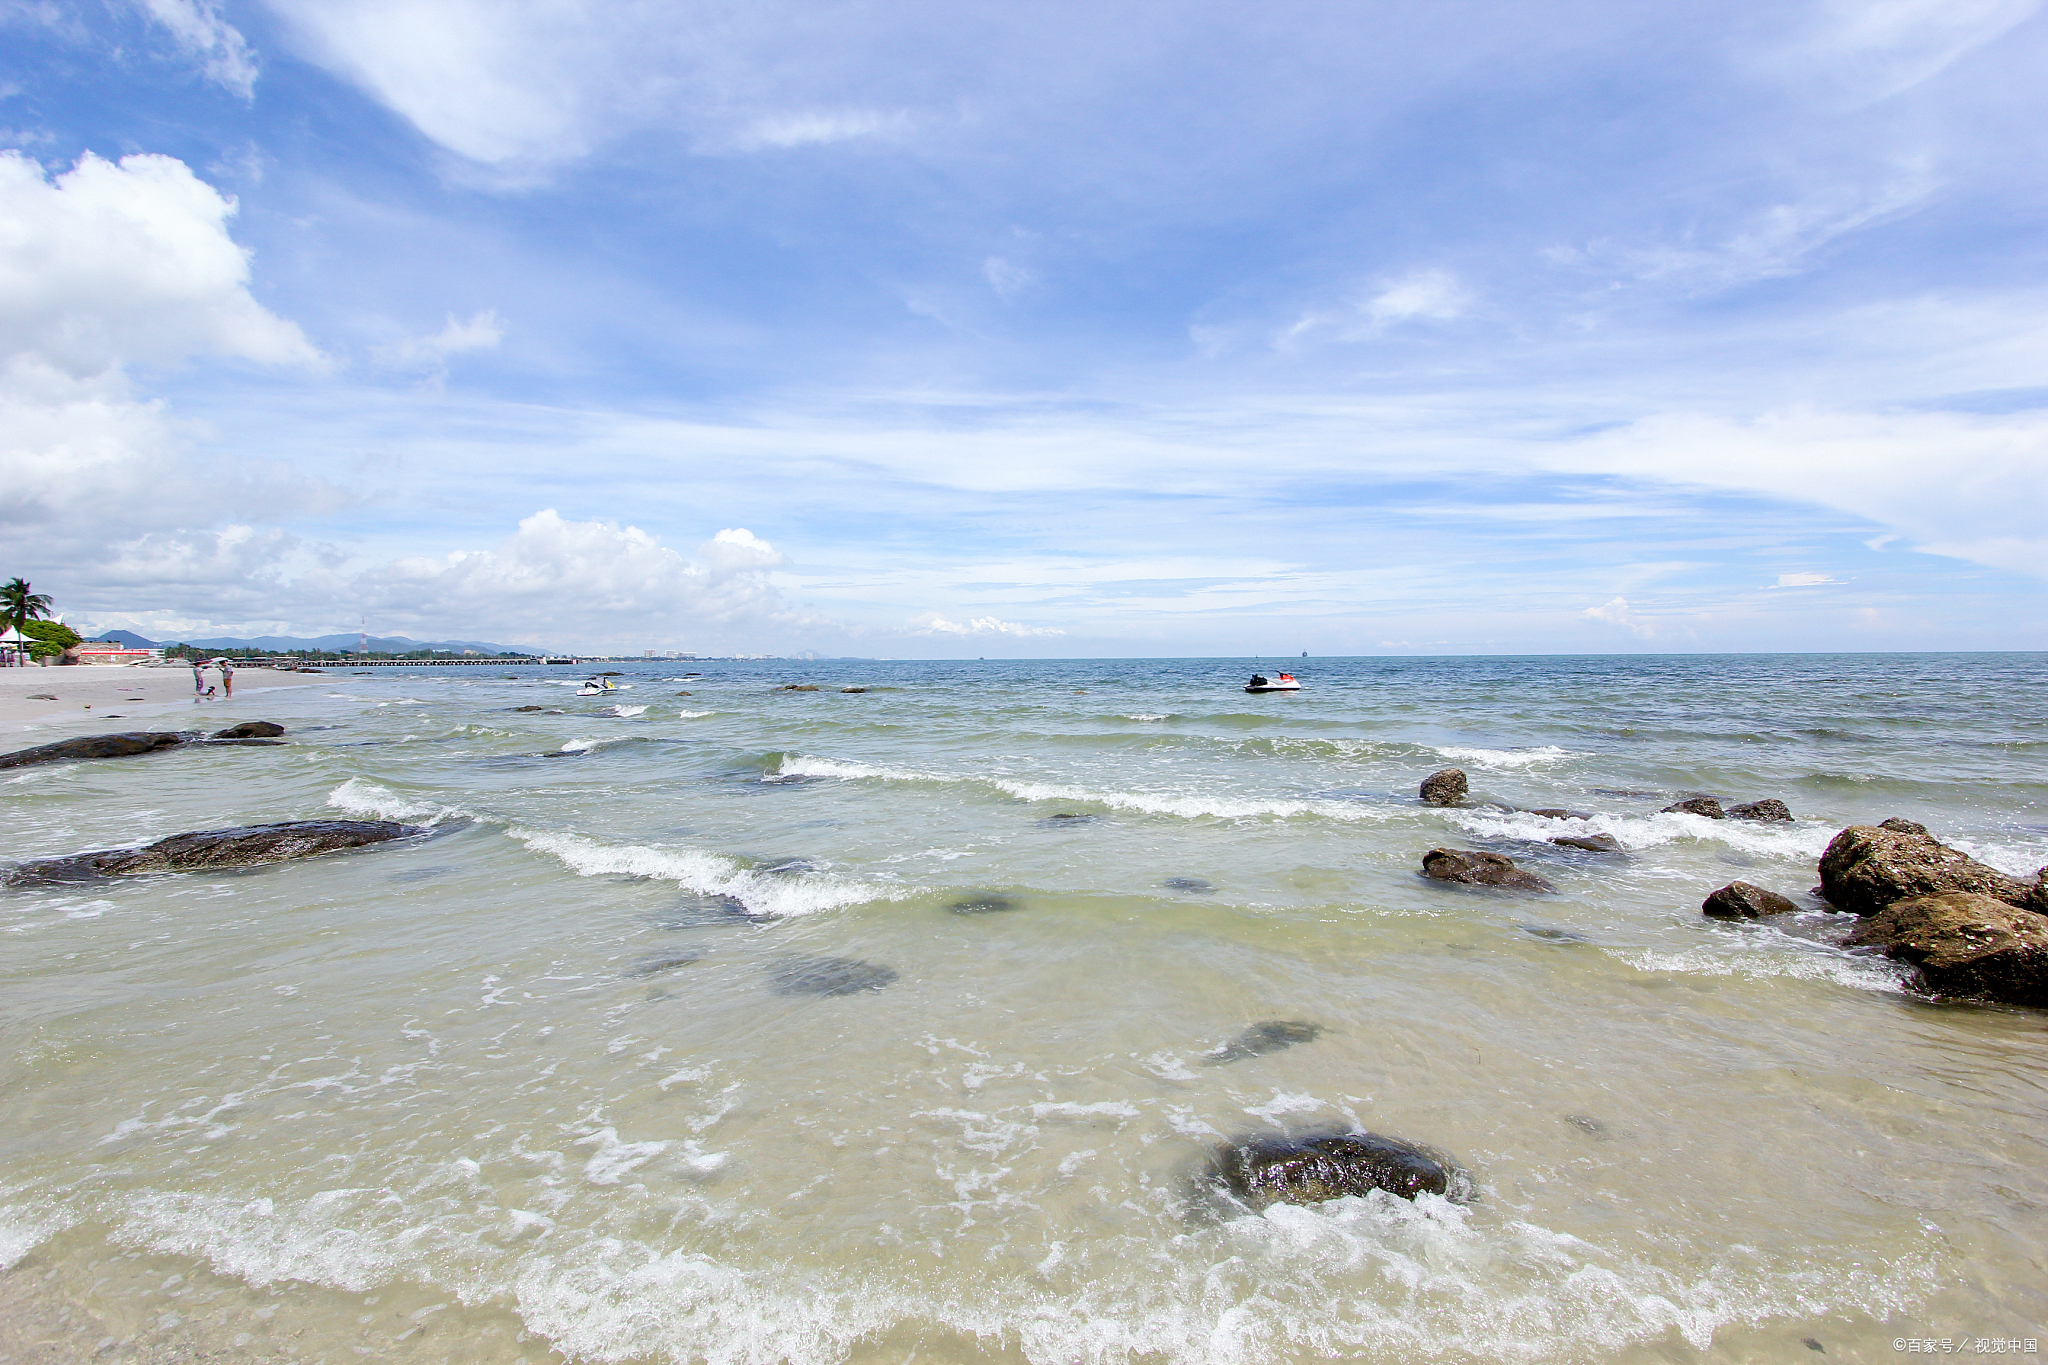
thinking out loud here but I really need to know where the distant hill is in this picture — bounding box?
[90,630,160,647]
[167,633,543,655]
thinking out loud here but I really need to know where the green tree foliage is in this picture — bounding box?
[20,619,82,661]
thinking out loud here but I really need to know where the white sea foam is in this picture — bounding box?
[678,710,713,718]
[774,754,1394,823]
[607,704,648,718]
[1448,807,1835,859]
[0,1204,76,1269]
[324,777,462,825]
[509,828,909,917]
[1434,745,1571,770]
[1123,713,1171,722]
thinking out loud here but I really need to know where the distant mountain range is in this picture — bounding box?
[88,630,542,655]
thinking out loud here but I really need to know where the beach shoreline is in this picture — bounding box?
[0,665,321,733]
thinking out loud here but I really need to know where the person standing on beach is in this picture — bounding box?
[191,658,207,699]
[217,657,235,699]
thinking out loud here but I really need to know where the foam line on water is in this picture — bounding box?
[325,777,467,826]
[1448,808,1836,859]
[1432,745,1572,770]
[775,755,1394,823]
[509,828,909,917]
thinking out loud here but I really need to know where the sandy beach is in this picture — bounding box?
[0,663,320,734]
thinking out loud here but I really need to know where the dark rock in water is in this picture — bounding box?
[1662,797,1726,819]
[1520,924,1590,942]
[770,955,898,996]
[656,893,759,927]
[194,738,285,747]
[1207,1131,1467,1208]
[1551,833,1623,853]
[1803,1339,1825,1354]
[1728,799,1793,823]
[1419,768,1468,806]
[1525,808,1593,820]
[674,691,692,696]
[1846,892,2048,1006]
[1563,1113,1609,1138]
[950,893,1021,914]
[25,693,56,700]
[1880,817,1928,836]
[1421,848,1556,892]
[510,704,549,712]
[1037,812,1102,828]
[1819,824,2032,917]
[0,731,192,770]
[1702,880,1801,919]
[626,950,702,978]
[779,684,821,692]
[840,687,867,693]
[1163,876,1215,893]
[5,820,424,885]
[212,721,285,739]
[1204,1020,1323,1064]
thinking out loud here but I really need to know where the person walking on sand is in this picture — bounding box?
[217,657,234,699]
[191,658,208,700]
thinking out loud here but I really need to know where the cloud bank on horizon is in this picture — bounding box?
[1,0,2043,655]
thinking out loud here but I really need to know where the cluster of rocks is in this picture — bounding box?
[774,684,869,694]
[1662,796,1791,822]
[0,722,288,770]
[1693,819,2048,1008]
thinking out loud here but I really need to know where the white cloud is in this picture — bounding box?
[0,151,321,378]
[911,612,1064,637]
[728,109,909,152]
[1772,572,1840,587]
[1583,596,1655,638]
[1278,268,1469,347]
[0,151,333,558]
[137,0,259,98]
[374,309,504,369]
[982,256,1036,300]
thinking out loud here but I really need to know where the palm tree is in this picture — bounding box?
[2,578,54,665]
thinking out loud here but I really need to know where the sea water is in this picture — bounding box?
[2,653,2044,1365]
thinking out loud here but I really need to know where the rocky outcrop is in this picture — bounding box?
[1728,799,1793,823]
[1551,833,1622,853]
[1207,1131,1468,1207]
[779,684,821,692]
[1419,768,1467,806]
[1203,1020,1323,1064]
[840,687,867,693]
[5,820,425,886]
[1422,847,1556,891]
[1662,797,1725,819]
[1703,881,1800,919]
[1819,823,2032,917]
[0,732,193,770]
[212,721,285,739]
[1846,893,2048,1007]
[1881,818,1928,836]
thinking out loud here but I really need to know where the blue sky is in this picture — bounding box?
[1,0,2044,655]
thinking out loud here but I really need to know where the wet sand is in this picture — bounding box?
[0,665,319,734]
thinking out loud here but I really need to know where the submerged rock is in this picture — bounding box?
[1419,768,1468,806]
[1662,797,1726,819]
[1163,876,1215,893]
[1525,807,1593,820]
[950,893,1022,914]
[510,704,549,712]
[1728,799,1793,823]
[1845,892,2048,1007]
[5,820,425,885]
[1421,848,1556,892]
[779,684,821,692]
[625,950,702,979]
[840,687,867,693]
[1818,823,2033,917]
[1520,924,1591,942]
[770,955,898,996]
[1551,833,1623,853]
[212,721,285,739]
[1037,813,1102,828]
[656,893,759,927]
[0,731,193,770]
[1207,1131,1468,1208]
[1203,1020,1323,1064]
[1702,881,1801,919]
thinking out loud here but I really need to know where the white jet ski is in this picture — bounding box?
[576,675,632,696]
[1244,672,1301,693]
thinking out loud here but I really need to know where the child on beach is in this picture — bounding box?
[191,660,207,698]
[217,658,234,699]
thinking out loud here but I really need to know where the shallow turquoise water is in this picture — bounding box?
[3,654,2045,1364]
